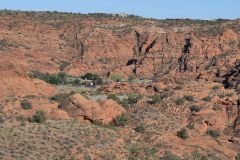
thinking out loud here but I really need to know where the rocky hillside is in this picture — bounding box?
[0,10,240,159]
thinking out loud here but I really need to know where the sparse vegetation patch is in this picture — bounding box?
[177,128,188,140]
[20,100,32,110]
[29,110,46,123]
[206,129,220,138]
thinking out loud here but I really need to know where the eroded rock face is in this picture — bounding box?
[1,12,240,159]
[59,93,126,124]
[222,60,240,90]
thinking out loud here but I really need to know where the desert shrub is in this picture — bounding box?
[189,105,202,112]
[128,94,143,104]
[151,94,162,104]
[114,114,129,126]
[72,79,81,86]
[175,98,184,105]
[128,144,158,160]
[107,94,120,102]
[0,115,4,123]
[69,156,77,160]
[128,75,135,83]
[206,129,220,138]
[16,115,26,121]
[83,154,92,160]
[120,98,130,108]
[111,74,122,82]
[236,153,240,160]
[20,100,32,110]
[93,77,103,85]
[160,151,181,160]
[50,92,75,102]
[81,73,103,85]
[20,120,26,126]
[28,70,46,79]
[30,111,46,123]
[202,96,212,102]
[191,150,208,160]
[134,123,145,133]
[187,123,195,129]
[24,95,36,99]
[29,71,67,85]
[17,116,27,126]
[212,85,220,90]
[218,94,225,99]
[128,145,143,160]
[235,86,240,94]
[174,85,183,90]
[177,128,188,140]
[183,95,194,101]
[100,152,116,160]
[120,94,143,108]
[59,61,70,71]
[47,72,67,85]
[0,39,7,49]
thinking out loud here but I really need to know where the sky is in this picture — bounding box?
[0,0,240,20]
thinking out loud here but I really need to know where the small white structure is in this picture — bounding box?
[112,13,128,18]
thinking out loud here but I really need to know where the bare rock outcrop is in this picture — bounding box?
[59,93,126,124]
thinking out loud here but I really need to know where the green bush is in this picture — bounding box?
[50,92,74,102]
[191,150,208,160]
[128,144,158,160]
[202,96,212,102]
[183,95,194,101]
[206,129,220,138]
[20,100,32,110]
[47,72,67,85]
[28,70,45,79]
[236,153,240,160]
[120,94,143,108]
[235,87,240,94]
[29,71,67,85]
[0,115,4,123]
[177,128,188,140]
[189,105,202,112]
[114,114,129,126]
[111,74,122,82]
[107,94,120,102]
[31,111,46,123]
[134,123,145,133]
[151,94,162,104]
[174,85,183,90]
[120,98,130,108]
[187,123,194,129]
[17,116,27,126]
[212,86,220,90]
[160,151,181,160]
[128,75,135,83]
[127,94,143,104]
[175,98,184,105]
[72,79,81,86]
[93,77,104,85]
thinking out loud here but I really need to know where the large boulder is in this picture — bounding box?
[59,93,126,124]
[47,110,70,120]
